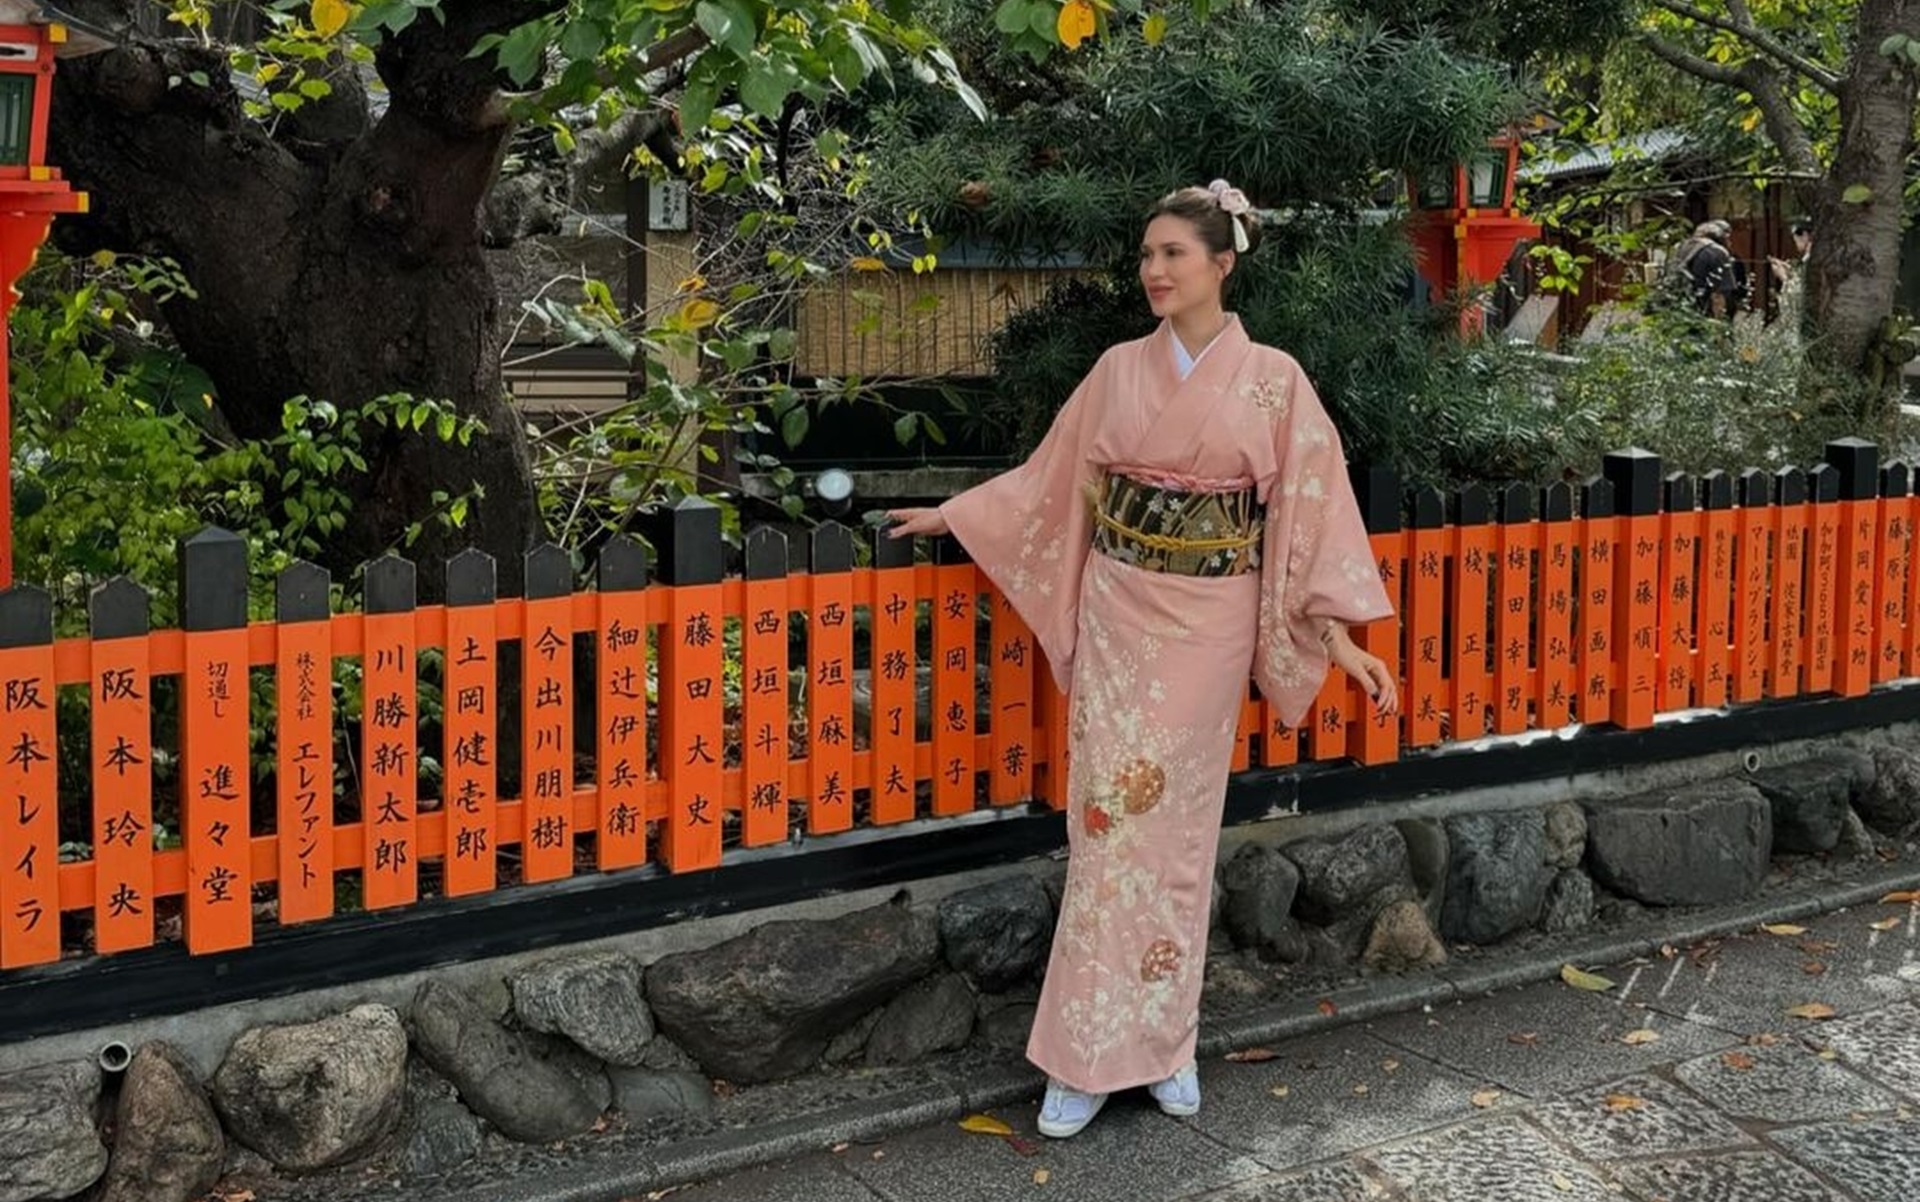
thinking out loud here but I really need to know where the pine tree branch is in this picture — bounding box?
[1649,0,1843,93]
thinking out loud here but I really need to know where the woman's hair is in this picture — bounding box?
[1791,217,1813,238]
[1144,181,1263,257]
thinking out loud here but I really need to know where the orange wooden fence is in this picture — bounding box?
[0,439,1910,969]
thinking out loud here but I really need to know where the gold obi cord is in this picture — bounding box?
[1088,472,1263,578]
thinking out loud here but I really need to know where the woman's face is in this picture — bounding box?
[1794,229,1813,257]
[1139,215,1231,321]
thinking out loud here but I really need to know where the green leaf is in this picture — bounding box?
[740,62,791,118]
[559,18,605,62]
[497,18,550,88]
[767,328,797,360]
[695,0,757,59]
[1843,184,1874,204]
[679,74,720,134]
[994,0,1030,34]
[781,404,810,447]
[952,79,987,122]
[894,412,919,444]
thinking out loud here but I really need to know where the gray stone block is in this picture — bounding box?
[937,875,1053,992]
[1584,779,1772,906]
[1283,824,1409,926]
[211,1004,408,1172]
[1750,755,1862,854]
[1540,868,1595,933]
[1442,810,1550,945]
[865,973,975,1066]
[509,950,654,1066]
[1220,843,1307,963]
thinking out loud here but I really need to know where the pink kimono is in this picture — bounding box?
[941,316,1394,1094]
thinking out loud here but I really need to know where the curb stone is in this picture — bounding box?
[437,860,1920,1202]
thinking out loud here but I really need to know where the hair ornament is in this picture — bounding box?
[1207,178,1252,252]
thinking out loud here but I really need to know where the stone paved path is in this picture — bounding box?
[657,899,1920,1202]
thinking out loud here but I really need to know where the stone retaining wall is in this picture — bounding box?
[3,732,1918,1201]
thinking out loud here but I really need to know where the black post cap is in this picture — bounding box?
[1825,437,1879,501]
[1350,464,1402,534]
[596,535,648,593]
[364,554,417,615]
[1809,462,1840,504]
[445,549,496,608]
[1498,482,1532,525]
[1580,476,1615,519]
[1602,448,1662,516]
[1409,485,1446,529]
[275,561,331,623]
[1883,463,1912,499]
[745,526,789,581]
[652,496,724,586]
[1775,466,1807,506]
[1454,483,1490,526]
[1663,471,1695,514]
[1541,481,1573,522]
[179,526,248,632]
[90,577,150,642]
[1739,468,1771,507]
[1700,470,1734,511]
[811,522,854,574]
[871,525,915,569]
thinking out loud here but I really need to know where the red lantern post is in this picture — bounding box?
[0,20,86,587]
[1405,129,1540,336]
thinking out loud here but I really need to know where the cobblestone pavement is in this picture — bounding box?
[659,899,1920,1202]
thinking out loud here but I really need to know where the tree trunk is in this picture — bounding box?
[1807,0,1920,386]
[45,5,546,597]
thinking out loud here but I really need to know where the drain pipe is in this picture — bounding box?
[96,1040,132,1075]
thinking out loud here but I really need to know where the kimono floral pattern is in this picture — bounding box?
[940,316,1393,1093]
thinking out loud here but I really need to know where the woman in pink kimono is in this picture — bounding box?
[888,181,1398,1138]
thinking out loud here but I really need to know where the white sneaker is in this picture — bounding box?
[1037,1080,1109,1138]
[1148,1063,1201,1116]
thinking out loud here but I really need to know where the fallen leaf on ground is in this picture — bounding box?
[1317,999,1340,1017]
[1270,1084,1291,1098]
[1381,1059,1401,1073]
[1604,1093,1646,1112]
[1762,923,1808,936]
[1870,917,1903,932]
[1800,940,1839,954]
[1803,960,1828,976]
[1786,1002,1837,1021]
[1750,1032,1781,1047]
[1818,1048,1839,1062]
[1033,1169,1051,1185]
[871,1150,885,1160]
[1658,943,1678,958]
[1508,1031,1541,1047]
[1721,1052,1756,1071]
[959,1114,1014,1136]
[1561,964,1616,992]
[1472,1088,1502,1108]
[1622,1028,1660,1046]
[831,1142,850,1153]
[1353,1083,1370,1096]
[1551,1172,1576,1191]
[1879,890,1920,904]
[1003,1134,1042,1157]
[1226,1048,1280,1063]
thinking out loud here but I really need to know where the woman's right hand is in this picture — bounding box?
[886,507,950,539]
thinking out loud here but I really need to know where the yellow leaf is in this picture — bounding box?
[1603,1093,1645,1112]
[1819,1048,1839,1061]
[89,249,116,269]
[1622,1028,1660,1046]
[958,1114,1013,1136]
[1381,1059,1401,1073]
[1142,12,1167,45]
[1741,109,1762,132]
[675,274,708,294]
[1880,890,1920,904]
[1033,1168,1050,1184]
[678,298,720,328]
[311,0,352,39]
[1471,1088,1502,1108]
[1057,0,1097,50]
[1352,1083,1370,1096]
[1762,923,1808,936]
[1551,1172,1576,1192]
[1560,964,1615,992]
[1269,1084,1290,1098]
[1871,917,1902,932]
[850,256,888,272]
[1786,1002,1837,1021]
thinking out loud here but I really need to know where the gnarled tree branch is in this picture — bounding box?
[1649,0,1844,93]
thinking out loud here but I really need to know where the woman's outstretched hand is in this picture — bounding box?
[886,507,950,539]
[1325,624,1400,718]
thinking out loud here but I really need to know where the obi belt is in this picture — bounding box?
[1088,471,1263,578]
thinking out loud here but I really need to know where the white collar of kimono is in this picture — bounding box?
[1171,327,1226,380]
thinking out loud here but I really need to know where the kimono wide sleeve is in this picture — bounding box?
[938,360,1104,694]
[1253,362,1396,728]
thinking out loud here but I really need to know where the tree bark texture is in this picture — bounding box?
[1807,0,1920,380]
[46,2,552,595]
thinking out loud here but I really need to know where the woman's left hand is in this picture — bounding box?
[1326,625,1400,718]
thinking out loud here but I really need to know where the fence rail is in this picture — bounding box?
[0,438,1911,972]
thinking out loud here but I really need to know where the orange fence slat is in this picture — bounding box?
[1733,473,1771,702]
[1695,479,1735,708]
[91,630,153,953]
[1492,507,1533,736]
[181,627,253,954]
[273,617,333,922]
[361,606,418,909]
[520,592,575,883]
[1874,471,1910,684]
[1451,498,1493,742]
[1771,474,1808,698]
[1536,497,1575,729]
[1805,478,1840,695]
[870,553,918,824]
[990,593,1036,804]
[931,561,976,816]
[1404,496,1447,747]
[1575,505,1617,726]
[0,636,59,968]
[443,590,498,895]
[659,583,725,872]
[1037,673,1071,810]
[739,558,790,848]
[1658,486,1699,713]
[807,554,856,836]
[1353,528,1403,765]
